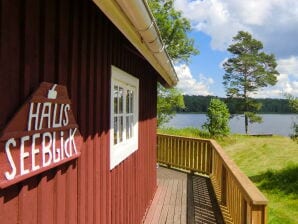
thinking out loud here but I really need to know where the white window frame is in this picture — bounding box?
[110,66,139,170]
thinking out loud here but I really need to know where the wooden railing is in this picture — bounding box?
[157,134,268,224]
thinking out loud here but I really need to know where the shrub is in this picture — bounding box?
[203,99,230,136]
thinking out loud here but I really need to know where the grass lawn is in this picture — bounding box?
[217,135,298,224]
[159,128,298,224]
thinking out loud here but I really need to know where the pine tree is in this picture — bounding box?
[223,31,279,134]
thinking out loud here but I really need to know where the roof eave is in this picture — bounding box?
[92,0,178,87]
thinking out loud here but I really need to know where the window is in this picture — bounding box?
[110,66,139,169]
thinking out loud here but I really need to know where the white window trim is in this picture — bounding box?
[110,66,139,170]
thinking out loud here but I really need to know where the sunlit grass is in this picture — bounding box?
[220,135,298,224]
[217,135,298,176]
[158,127,211,138]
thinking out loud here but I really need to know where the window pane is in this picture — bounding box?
[114,117,118,145]
[114,85,118,114]
[130,115,134,137]
[130,91,134,113]
[119,87,123,114]
[126,90,130,113]
[126,116,129,139]
[119,116,123,142]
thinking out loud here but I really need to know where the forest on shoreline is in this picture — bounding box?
[178,95,295,114]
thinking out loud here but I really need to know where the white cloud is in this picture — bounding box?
[175,0,246,50]
[175,64,214,95]
[174,0,298,57]
[255,56,298,98]
[253,79,298,98]
[224,0,273,26]
[277,56,298,77]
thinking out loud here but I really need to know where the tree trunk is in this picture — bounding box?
[245,113,248,134]
[244,73,248,135]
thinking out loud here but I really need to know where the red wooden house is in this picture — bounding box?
[0,0,178,223]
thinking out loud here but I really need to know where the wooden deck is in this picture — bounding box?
[143,167,224,224]
[191,175,224,224]
[144,167,187,224]
[156,134,268,224]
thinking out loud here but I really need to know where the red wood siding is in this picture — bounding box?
[0,0,158,223]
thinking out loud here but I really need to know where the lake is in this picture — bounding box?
[165,114,298,136]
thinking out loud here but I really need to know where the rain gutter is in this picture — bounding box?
[92,0,178,87]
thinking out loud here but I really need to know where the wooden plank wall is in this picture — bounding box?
[0,0,158,223]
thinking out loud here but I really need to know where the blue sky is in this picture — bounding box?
[173,0,298,98]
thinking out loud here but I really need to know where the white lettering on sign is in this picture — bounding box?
[27,103,70,131]
[4,139,17,180]
[4,128,78,180]
[2,84,80,184]
[32,133,40,171]
[28,103,41,131]
[20,135,30,175]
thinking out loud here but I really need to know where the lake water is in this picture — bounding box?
[165,114,298,136]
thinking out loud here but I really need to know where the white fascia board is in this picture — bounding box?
[92,0,178,87]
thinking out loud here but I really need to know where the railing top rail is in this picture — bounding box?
[210,139,268,205]
[157,133,210,143]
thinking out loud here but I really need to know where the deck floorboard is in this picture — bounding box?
[143,167,224,224]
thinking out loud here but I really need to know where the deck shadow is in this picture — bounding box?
[187,174,225,224]
[250,164,298,198]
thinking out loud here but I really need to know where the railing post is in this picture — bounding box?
[221,165,227,206]
[209,143,213,174]
[211,144,215,175]
[251,205,267,224]
[241,199,248,224]
[245,203,267,224]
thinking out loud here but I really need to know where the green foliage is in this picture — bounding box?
[285,94,298,140]
[179,95,294,114]
[181,95,213,112]
[292,124,298,143]
[157,84,185,127]
[285,94,298,113]
[289,99,298,112]
[251,98,292,114]
[203,99,230,136]
[223,31,279,133]
[148,0,199,63]
[245,112,262,123]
